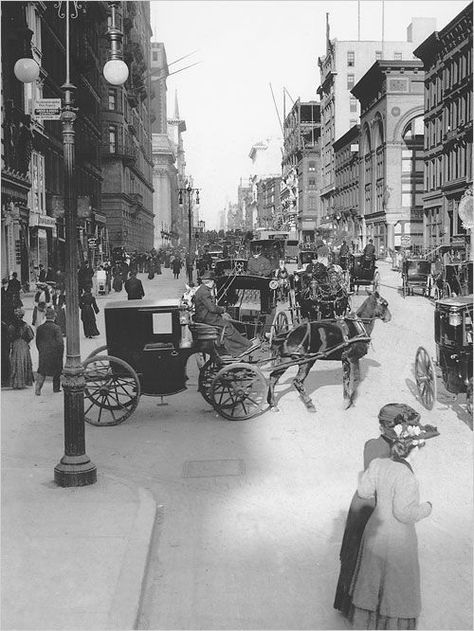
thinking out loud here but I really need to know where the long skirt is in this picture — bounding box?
[10,339,34,388]
[81,306,100,337]
[349,605,417,630]
[55,306,67,337]
[334,493,376,617]
[2,322,11,386]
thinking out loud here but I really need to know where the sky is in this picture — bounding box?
[150,0,469,229]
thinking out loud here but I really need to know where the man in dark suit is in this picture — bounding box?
[124,270,145,300]
[35,307,64,394]
[247,246,274,277]
[193,271,255,356]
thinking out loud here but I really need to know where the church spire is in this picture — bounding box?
[174,90,180,119]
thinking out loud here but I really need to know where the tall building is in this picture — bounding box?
[1,1,108,284]
[414,3,473,251]
[317,15,436,221]
[351,60,425,253]
[100,1,154,254]
[150,41,179,249]
[248,137,282,235]
[167,91,188,243]
[237,177,253,230]
[281,99,321,242]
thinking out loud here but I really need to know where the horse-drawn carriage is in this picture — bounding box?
[349,253,380,293]
[415,294,473,415]
[81,270,391,422]
[401,257,432,297]
[212,258,247,277]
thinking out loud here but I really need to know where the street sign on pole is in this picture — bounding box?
[33,98,62,120]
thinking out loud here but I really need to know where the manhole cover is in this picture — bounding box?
[183,459,245,478]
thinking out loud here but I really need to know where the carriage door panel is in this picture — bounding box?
[141,344,189,396]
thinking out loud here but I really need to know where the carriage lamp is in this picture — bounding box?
[449,308,462,327]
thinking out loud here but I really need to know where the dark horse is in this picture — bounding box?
[268,291,391,412]
[294,273,350,320]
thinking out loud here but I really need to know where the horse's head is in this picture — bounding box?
[358,290,391,323]
[309,279,319,300]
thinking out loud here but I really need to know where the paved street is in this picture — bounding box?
[2,262,472,630]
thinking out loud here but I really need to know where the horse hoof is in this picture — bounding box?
[344,398,354,410]
[270,406,280,413]
[306,405,317,413]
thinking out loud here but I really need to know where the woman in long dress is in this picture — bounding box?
[348,419,439,629]
[8,308,34,389]
[112,267,123,292]
[334,404,421,617]
[79,288,100,338]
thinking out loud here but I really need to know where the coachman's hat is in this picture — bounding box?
[201,270,216,281]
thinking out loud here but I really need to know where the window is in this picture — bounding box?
[394,52,402,60]
[152,51,158,62]
[350,119,358,128]
[308,161,316,172]
[109,126,117,153]
[308,178,316,189]
[375,51,382,60]
[347,51,355,67]
[347,74,355,89]
[29,152,46,215]
[350,96,357,112]
[108,89,116,110]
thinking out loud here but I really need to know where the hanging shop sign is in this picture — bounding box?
[33,98,62,120]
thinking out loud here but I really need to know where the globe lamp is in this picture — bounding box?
[14,58,40,83]
[103,59,129,86]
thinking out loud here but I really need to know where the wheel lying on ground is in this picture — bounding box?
[415,346,437,411]
[211,363,268,420]
[198,357,221,405]
[269,311,289,345]
[82,354,141,426]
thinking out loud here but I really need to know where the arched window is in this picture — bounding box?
[401,116,424,207]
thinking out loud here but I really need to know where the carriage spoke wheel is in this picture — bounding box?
[269,311,289,345]
[85,344,108,360]
[415,346,437,411]
[211,363,268,420]
[198,357,220,405]
[82,355,141,426]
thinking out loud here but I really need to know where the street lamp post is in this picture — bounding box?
[178,182,200,283]
[15,0,129,487]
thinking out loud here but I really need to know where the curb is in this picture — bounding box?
[106,487,157,630]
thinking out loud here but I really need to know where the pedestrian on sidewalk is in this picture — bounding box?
[32,283,52,333]
[8,308,34,390]
[35,307,64,395]
[2,277,14,325]
[54,294,67,337]
[2,319,11,387]
[334,403,420,617]
[347,414,439,630]
[124,270,145,300]
[79,288,100,338]
[112,266,123,292]
[172,256,182,279]
[7,272,23,309]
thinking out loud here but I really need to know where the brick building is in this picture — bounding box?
[414,3,473,251]
[281,100,321,242]
[333,124,361,248]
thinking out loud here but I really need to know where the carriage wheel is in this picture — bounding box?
[415,347,437,411]
[211,363,268,421]
[85,344,108,360]
[269,311,289,344]
[373,270,380,292]
[198,357,221,405]
[82,355,141,426]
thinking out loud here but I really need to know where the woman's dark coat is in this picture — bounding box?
[36,320,64,375]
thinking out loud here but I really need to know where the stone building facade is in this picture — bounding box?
[317,16,436,225]
[100,0,154,254]
[351,60,425,254]
[414,3,473,251]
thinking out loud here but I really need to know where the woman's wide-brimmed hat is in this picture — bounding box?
[378,403,439,443]
[201,270,216,281]
[378,403,421,428]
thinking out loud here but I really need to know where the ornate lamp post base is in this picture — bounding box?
[54,455,97,487]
